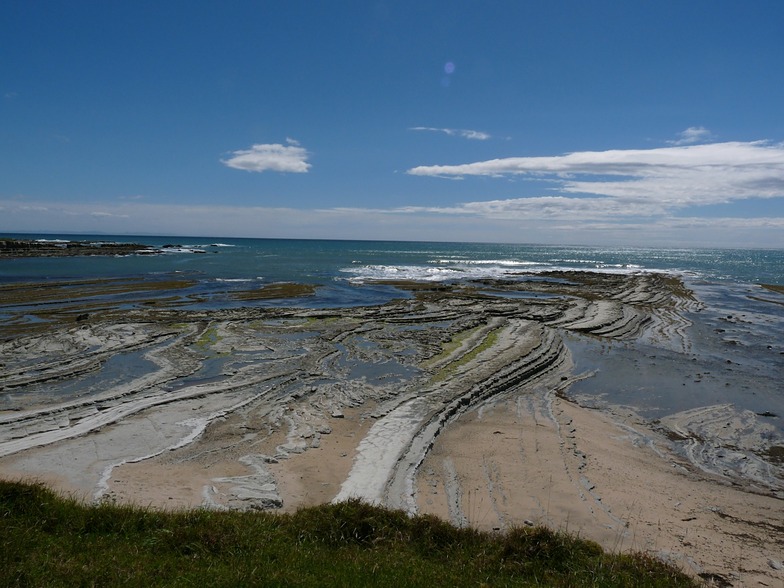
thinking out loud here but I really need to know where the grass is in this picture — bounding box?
[0,480,697,587]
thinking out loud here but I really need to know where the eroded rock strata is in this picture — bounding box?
[2,272,783,583]
[0,272,716,503]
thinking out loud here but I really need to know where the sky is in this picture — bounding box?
[2,1,784,247]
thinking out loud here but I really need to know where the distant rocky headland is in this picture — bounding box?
[0,237,152,258]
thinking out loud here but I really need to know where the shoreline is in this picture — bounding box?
[1,272,782,584]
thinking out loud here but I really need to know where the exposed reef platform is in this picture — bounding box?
[1,271,782,585]
[0,237,153,257]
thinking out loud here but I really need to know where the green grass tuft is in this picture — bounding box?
[0,481,697,587]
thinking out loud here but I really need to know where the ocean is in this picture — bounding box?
[2,234,782,304]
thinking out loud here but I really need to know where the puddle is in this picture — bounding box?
[562,330,784,434]
[0,347,158,410]
[331,341,420,385]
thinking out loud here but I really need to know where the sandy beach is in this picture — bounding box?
[1,272,782,586]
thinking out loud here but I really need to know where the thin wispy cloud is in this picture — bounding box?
[410,127,491,140]
[387,196,665,220]
[2,197,782,247]
[667,126,712,146]
[90,211,129,218]
[221,139,311,173]
[407,141,784,212]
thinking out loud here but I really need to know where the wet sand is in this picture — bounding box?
[417,394,783,586]
[1,272,782,585]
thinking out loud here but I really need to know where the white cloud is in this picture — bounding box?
[410,127,491,140]
[221,141,311,173]
[4,138,783,248]
[407,141,784,210]
[2,198,783,248]
[388,196,666,221]
[667,126,712,145]
[90,211,129,218]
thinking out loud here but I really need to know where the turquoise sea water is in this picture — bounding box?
[2,235,782,302]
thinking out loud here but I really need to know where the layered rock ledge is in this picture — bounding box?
[1,272,782,585]
[0,237,153,257]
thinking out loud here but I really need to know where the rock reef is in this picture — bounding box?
[0,237,152,257]
[1,271,782,585]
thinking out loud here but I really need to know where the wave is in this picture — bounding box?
[158,247,207,254]
[341,261,668,284]
[341,263,545,283]
[430,258,545,267]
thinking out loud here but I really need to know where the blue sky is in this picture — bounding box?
[2,1,784,247]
